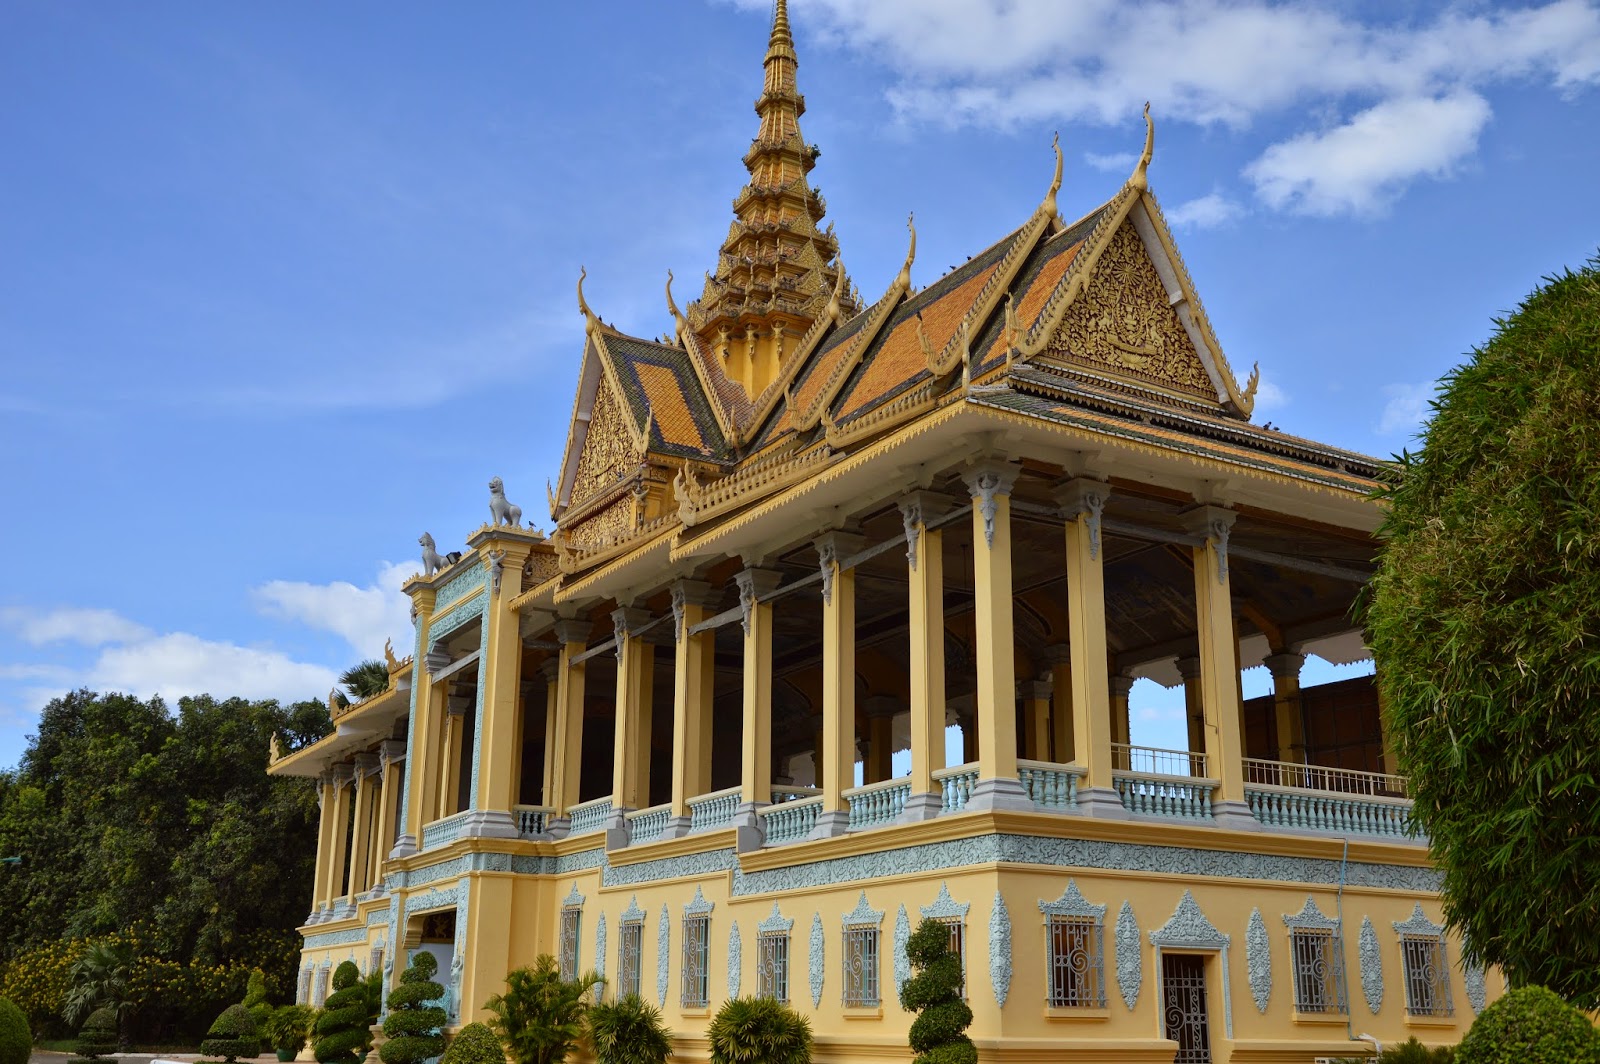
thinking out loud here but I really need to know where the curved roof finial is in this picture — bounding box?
[1042,131,1063,218]
[577,266,598,336]
[894,212,917,293]
[665,269,688,343]
[1129,102,1155,191]
[825,254,848,323]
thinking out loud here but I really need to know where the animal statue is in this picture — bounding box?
[419,532,462,576]
[488,477,523,527]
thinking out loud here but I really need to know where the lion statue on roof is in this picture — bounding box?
[419,532,462,577]
[489,477,523,527]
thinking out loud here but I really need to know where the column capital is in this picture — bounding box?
[1175,655,1203,681]
[863,693,903,720]
[610,606,653,639]
[735,567,783,637]
[354,751,381,778]
[423,640,452,674]
[1017,679,1053,701]
[899,491,957,571]
[1109,673,1135,697]
[330,762,357,785]
[962,462,1019,550]
[670,579,720,642]
[446,693,472,718]
[1264,651,1306,681]
[1040,643,1072,667]
[1182,505,1237,584]
[379,740,407,770]
[538,658,561,683]
[1053,476,1111,515]
[552,618,593,647]
[813,532,865,606]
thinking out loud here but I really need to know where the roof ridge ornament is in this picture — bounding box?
[665,270,688,349]
[894,212,916,294]
[1129,102,1155,192]
[1042,131,1063,219]
[825,254,848,324]
[576,266,599,338]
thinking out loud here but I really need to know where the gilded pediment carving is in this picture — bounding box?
[570,381,641,507]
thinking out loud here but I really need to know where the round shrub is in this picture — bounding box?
[68,1007,117,1064]
[378,953,444,1064]
[314,962,370,1064]
[438,1023,503,1064]
[202,1002,262,1063]
[1456,986,1600,1064]
[707,996,811,1064]
[587,995,670,1064]
[0,998,32,1064]
[900,920,974,1064]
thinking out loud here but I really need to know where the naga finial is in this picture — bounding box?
[577,266,597,335]
[894,212,917,293]
[1130,102,1155,191]
[825,255,848,323]
[1043,131,1064,219]
[914,312,936,370]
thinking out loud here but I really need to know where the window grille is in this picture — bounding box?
[297,967,312,1005]
[1401,935,1453,1017]
[1046,915,1105,1008]
[314,967,330,1007]
[369,945,385,980]
[559,907,582,981]
[757,932,789,1003]
[682,914,711,1008]
[934,917,967,999]
[1290,929,1347,1014]
[842,926,880,1007]
[618,920,643,1000]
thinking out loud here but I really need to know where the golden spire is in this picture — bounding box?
[687,0,857,400]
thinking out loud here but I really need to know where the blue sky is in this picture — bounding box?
[2,0,1598,771]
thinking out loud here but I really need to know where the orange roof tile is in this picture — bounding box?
[635,361,708,452]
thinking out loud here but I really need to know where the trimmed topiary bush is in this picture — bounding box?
[67,1006,117,1064]
[587,995,670,1064]
[439,1023,504,1064]
[0,998,33,1064]
[1455,986,1600,1064]
[314,962,370,1064]
[244,969,273,1029]
[202,1002,262,1063]
[899,919,975,1064]
[707,996,811,1064]
[378,953,445,1064]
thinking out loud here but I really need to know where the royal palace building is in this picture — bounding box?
[268,5,1498,1061]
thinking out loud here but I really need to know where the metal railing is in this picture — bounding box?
[843,776,911,829]
[626,803,672,844]
[688,786,741,832]
[1112,743,1208,778]
[1111,774,1216,820]
[513,805,551,837]
[933,763,980,812]
[1017,759,1083,809]
[1243,758,1409,798]
[1247,787,1414,838]
[759,795,822,845]
[567,796,614,837]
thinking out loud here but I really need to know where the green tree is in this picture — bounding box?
[379,952,445,1064]
[62,940,133,1039]
[67,1008,117,1064]
[586,995,670,1064]
[314,962,370,1064]
[1455,986,1600,1064]
[483,956,602,1064]
[438,1023,504,1064]
[899,920,975,1064]
[0,998,31,1064]
[200,1003,261,1063]
[1365,254,1600,1004]
[706,997,812,1064]
[243,969,272,1028]
[339,661,391,702]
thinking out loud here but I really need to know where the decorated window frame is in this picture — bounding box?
[1283,898,1347,1015]
[1394,905,1453,1018]
[1040,880,1107,1008]
[559,884,584,982]
[617,897,645,1000]
[921,883,970,1000]
[681,887,714,1008]
[757,903,794,1004]
[840,892,884,1008]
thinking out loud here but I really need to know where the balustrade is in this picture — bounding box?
[568,796,614,837]
[1112,774,1217,820]
[626,804,672,844]
[934,763,979,812]
[1246,787,1414,838]
[420,811,472,851]
[513,805,550,837]
[1017,759,1083,809]
[843,776,910,829]
[688,786,742,832]
[1243,757,1409,798]
[758,795,822,845]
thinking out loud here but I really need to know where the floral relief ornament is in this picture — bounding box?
[1114,901,1141,1010]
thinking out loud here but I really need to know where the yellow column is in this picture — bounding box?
[1020,681,1052,761]
[900,492,948,820]
[1265,651,1307,765]
[1043,646,1073,763]
[437,688,468,818]
[1184,506,1254,825]
[309,771,337,920]
[370,741,405,889]
[1177,656,1205,767]
[345,754,378,901]
[863,695,898,784]
[608,607,651,845]
[962,464,1030,812]
[665,581,718,838]
[811,531,863,837]
[736,568,782,845]
[549,620,591,830]
[394,587,439,859]
[325,763,354,917]
[539,659,559,807]
[1109,673,1133,749]
[466,536,534,837]
[1058,478,1121,814]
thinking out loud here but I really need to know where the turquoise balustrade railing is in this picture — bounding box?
[688,787,741,832]
[1112,773,1216,819]
[934,764,979,812]
[844,777,911,829]
[1246,787,1414,838]
[626,804,672,844]
[1017,759,1082,809]
[420,811,472,850]
[567,797,613,837]
[759,796,821,845]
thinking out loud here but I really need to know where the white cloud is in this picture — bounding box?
[1251,379,1289,413]
[1084,150,1137,172]
[1245,93,1491,215]
[1378,381,1438,435]
[253,561,415,659]
[90,633,339,705]
[742,0,1600,214]
[1164,191,1244,229]
[0,606,151,647]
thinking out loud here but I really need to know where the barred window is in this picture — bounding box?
[1290,929,1347,1014]
[1046,915,1106,1008]
[313,967,330,1007]
[369,945,385,980]
[934,917,967,999]
[559,908,582,981]
[757,931,789,1003]
[618,920,643,1000]
[682,914,711,1008]
[297,967,312,1005]
[842,926,880,1007]
[1401,935,1453,1017]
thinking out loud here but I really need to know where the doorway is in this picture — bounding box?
[1161,953,1212,1064]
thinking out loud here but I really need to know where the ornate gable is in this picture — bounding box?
[1041,219,1216,405]
[569,379,638,508]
